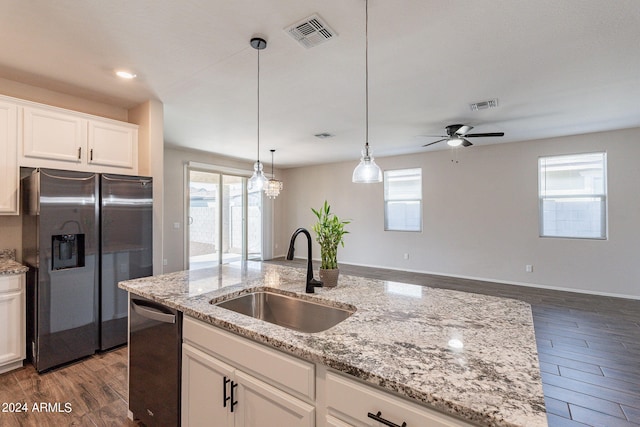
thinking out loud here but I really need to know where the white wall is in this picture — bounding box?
[276,127,640,299]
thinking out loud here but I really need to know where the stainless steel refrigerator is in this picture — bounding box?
[22,168,152,372]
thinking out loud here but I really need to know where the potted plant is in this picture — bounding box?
[311,200,350,287]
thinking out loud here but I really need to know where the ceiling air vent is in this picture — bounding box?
[285,14,337,49]
[314,132,334,139]
[470,98,499,111]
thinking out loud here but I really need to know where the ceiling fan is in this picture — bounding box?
[422,124,504,148]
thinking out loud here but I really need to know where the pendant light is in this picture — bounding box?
[248,37,269,191]
[352,0,382,183]
[265,149,283,199]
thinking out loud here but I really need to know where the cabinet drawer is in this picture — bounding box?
[183,316,315,401]
[326,372,474,427]
[0,275,23,293]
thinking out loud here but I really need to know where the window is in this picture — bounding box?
[539,152,607,239]
[384,168,422,231]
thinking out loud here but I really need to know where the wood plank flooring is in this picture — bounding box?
[0,346,135,427]
[2,261,639,426]
[267,259,640,427]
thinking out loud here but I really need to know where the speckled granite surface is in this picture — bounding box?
[119,262,547,427]
[0,249,28,275]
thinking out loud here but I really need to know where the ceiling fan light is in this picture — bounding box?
[447,137,464,147]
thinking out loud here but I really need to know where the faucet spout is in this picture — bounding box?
[287,228,323,293]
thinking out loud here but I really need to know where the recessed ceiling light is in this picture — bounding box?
[115,70,137,79]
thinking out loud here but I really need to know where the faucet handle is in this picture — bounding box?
[306,278,323,293]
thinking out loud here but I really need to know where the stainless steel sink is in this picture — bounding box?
[214,290,355,333]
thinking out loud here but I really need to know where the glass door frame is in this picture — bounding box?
[184,161,266,269]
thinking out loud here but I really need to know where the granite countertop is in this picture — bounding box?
[119,262,547,427]
[0,249,28,275]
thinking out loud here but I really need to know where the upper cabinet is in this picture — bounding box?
[0,100,19,215]
[20,104,138,174]
[88,119,138,169]
[22,106,86,165]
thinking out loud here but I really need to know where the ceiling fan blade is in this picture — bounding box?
[422,138,447,147]
[454,125,473,135]
[464,132,504,138]
[461,139,473,147]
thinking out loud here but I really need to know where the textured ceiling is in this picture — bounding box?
[1,0,639,168]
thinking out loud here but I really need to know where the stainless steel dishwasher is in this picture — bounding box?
[129,296,182,426]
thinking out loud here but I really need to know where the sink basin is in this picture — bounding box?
[214,290,354,333]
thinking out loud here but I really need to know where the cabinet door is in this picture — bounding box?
[234,370,315,427]
[88,119,137,170]
[182,343,234,427]
[0,100,19,214]
[22,106,86,164]
[0,275,24,367]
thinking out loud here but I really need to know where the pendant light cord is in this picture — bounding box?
[257,47,261,164]
[365,0,369,152]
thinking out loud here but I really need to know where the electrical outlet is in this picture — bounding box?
[403,253,409,260]
[525,264,533,273]
[163,259,168,266]
[173,222,180,229]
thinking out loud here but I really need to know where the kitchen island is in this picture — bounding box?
[119,261,547,427]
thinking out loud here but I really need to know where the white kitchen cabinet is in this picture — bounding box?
[182,316,315,427]
[0,273,25,374]
[87,119,138,170]
[20,103,138,174]
[324,371,474,427]
[0,100,19,215]
[22,105,86,165]
[182,343,234,427]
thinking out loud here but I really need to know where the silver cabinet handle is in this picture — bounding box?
[131,300,176,323]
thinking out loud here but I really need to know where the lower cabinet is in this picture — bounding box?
[0,273,25,374]
[182,317,315,427]
[324,371,474,427]
[182,316,476,427]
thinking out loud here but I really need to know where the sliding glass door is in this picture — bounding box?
[188,168,262,269]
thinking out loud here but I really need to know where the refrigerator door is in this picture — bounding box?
[33,169,99,372]
[100,174,153,350]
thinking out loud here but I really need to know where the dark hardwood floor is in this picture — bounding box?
[2,261,639,426]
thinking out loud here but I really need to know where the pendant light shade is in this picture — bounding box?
[248,37,269,191]
[352,142,382,183]
[352,0,382,183]
[265,149,283,199]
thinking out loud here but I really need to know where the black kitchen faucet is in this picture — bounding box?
[286,228,323,293]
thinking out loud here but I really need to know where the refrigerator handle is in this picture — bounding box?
[131,300,176,324]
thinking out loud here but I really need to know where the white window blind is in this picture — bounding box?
[539,152,607,239]
[384,168,422,232]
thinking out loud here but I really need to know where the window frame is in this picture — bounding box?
[383,167,423,232]
[538,152,607,240]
